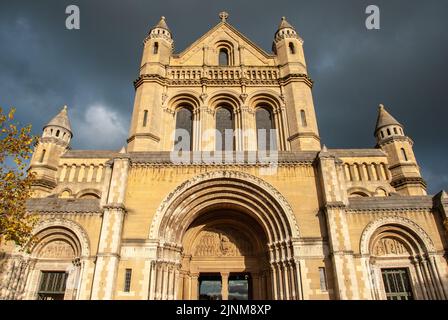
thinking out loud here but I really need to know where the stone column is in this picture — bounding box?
[91,152,130,300]
[317,148,360,300]
[191,273,199,300]
[279,106,290,151]
[412,258,427,299]
[155,263,163,300]
[181,273,190,300]
[221,272,229,300]
[78,257,95,300]
[200,106,214,152]
[59,164,68,182]
[241,106,256,151]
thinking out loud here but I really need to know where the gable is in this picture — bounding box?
[170,22,277,67]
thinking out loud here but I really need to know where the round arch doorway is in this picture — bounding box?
[180,209,271,300]
[148,171,302,300]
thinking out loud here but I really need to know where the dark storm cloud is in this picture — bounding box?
[0,0,446,193]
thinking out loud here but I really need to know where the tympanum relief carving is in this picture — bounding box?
[372,237,410,256]
[39,240,75,259]
[194,228,252,257]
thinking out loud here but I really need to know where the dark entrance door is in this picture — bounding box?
[228,273,251,300]
[381,268,414,300]
[37,271,68,300]
[199,274,222,300]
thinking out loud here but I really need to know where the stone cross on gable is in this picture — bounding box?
[219,11,229,22]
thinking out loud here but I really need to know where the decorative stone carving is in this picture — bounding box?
[199,93,208,103]
[149,170,300,240]
[194,228,251,257]
[372,237,409,256]
[39,240,75,259]
[28,217,91,258]
[161,93,169,105]
[359,215,435,255]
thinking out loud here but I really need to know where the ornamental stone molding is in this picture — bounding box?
[27,217,91,258]
[149,170,300,240]
[359,215,435,255]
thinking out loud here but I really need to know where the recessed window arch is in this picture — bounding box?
[289,42,295,54]
[215,106,234,151]
[56,130,60,137]
[300,109,307,127]
[39,149,46,163]
[143,110,148,127]
[401,148,408,161]
[153,42,159,54]
[256,106,277,151]
[219,48,229,66]
[387,128,391,136]
[174,107,193,152]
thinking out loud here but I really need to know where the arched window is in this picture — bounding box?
[387,128,391,136]
[401,148,408,161]
[153,42,159,54]
[300,110,307,127]
[393,127,398,134]
[256,107,277,150]
[215,107,234,151]
[174,107,193,152]
[39,149,46,163]
[289,42,295,54]
[219,48,229,66]
[56,130,60,137]
[143,110,148,127]
[380,131,384,138]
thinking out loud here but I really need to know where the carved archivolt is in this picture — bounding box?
[149,170,300,242]
[28,217,91,258]
[360,215,435,255]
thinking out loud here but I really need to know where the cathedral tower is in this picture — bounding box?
[29,106,72,196]
[375,104,427,195]
[273,17,320,151]
[127,17,173,152]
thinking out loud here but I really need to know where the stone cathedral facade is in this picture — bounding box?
[1,13,447,300]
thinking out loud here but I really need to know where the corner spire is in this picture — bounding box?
[45,105,72,133]
[375,104,402,133]
[153,16,170,31]
[278,16,295,31]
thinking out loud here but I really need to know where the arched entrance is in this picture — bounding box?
[0,218,91,300]
[360,216,447,300]
[181,209,270,300]
[148,171,302,300]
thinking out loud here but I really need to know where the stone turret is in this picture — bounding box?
[375,104,427,195]
[273,17,320,151]
[140,16,173,74]
[29,106,72,196]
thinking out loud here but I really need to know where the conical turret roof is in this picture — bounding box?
[375,104,402,132]
[45,105,72,132]
[278,16,295,31]
[153,16,170,31]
